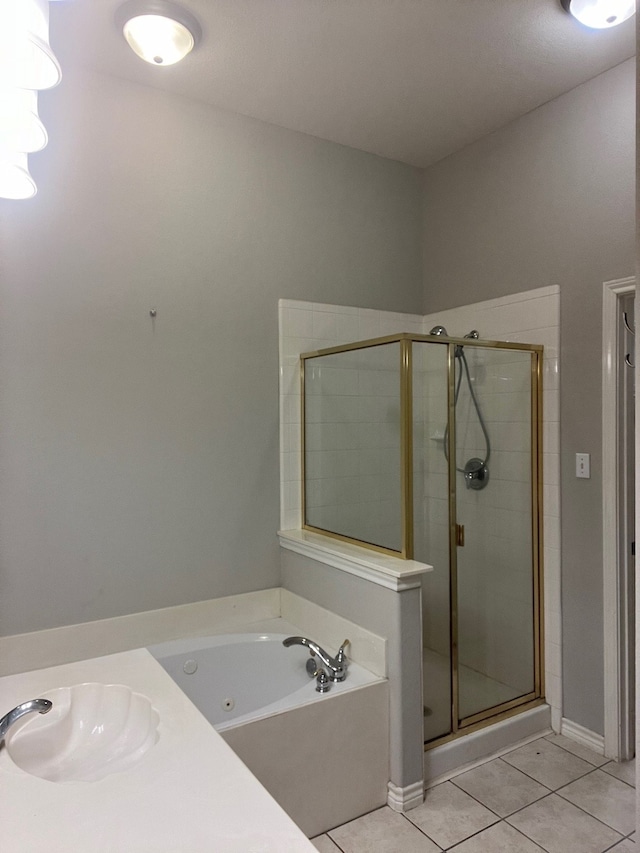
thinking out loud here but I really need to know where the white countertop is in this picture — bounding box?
[0,648,317,852]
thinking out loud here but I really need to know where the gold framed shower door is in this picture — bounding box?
[299,332,545,739]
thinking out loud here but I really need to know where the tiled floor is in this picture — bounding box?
[311,734,636,852]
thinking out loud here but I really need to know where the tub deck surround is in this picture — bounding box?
[148,631,384,731]
[0,588,283,677]
[148,632,390,835]
[0,588,387,680]
[0,649,316,852]
[222,677,390,838]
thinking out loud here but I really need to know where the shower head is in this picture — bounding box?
[429,325,448,336]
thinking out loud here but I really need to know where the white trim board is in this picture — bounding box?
[278,529,431,591]
[561,718,606,756]
[602,275,636,760]
[387,780,424,813]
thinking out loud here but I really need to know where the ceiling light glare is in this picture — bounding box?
[561,0,636,28]
[0,89,48,153]
[0,151,37,200]
[0,0,62,90]
[116,2,202,66]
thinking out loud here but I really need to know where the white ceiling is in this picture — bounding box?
[50,0,636,168]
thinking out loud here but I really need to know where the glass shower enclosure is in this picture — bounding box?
[301,333,543,745]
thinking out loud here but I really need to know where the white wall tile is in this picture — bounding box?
[312,311,338,341]
[280,289,561,714]
[285,307,314,338]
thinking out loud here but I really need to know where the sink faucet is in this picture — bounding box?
[0,699,53,745]
[283,636,349,682]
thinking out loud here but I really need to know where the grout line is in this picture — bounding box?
[504,789,627,846]
[542,732,609,767]
[599,764,637,790]
[553,769,635,837]
[323,829,348,852]
[602,837,634,852]
[322,739,634,851]
[447,769,519,819]
[398,809,447,849]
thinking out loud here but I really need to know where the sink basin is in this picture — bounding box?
[5,682,160,782]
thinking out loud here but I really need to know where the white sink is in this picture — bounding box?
[5,682,160,782]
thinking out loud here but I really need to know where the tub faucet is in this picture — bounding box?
[283,636,349,682]
[0,698,53,745]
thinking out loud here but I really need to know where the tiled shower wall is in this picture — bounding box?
[278,300,423,532]
[279,284,561,727]
[304,345,403,550]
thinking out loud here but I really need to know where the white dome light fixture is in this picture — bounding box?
[560,0,636,29]
[116,1,202,66]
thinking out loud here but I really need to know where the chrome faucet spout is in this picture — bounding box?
[0,698,53,745]
[283,636,349,682]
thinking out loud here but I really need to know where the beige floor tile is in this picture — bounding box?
[446,821,547,852]
[328,807,442,853]
[311,835,342,852]
[607,840,636,852]
[452,757,550,817]
[557,769,636,835]
[405,781,498,849]
[502,737,594,789]
[601,758,636,787]
[544,733,610,767]
[506,793,622,853]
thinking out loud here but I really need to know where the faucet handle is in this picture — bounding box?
[336,639,350,663]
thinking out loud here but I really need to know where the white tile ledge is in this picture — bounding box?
[278,529,432,591]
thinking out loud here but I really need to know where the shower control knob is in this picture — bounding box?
[464,457,489,490]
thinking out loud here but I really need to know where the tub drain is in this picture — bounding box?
[222,697,235,712]
[183,659,198,675]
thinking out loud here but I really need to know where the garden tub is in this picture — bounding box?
[148,631,389,836]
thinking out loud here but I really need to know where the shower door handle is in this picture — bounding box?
[456,524,465,547]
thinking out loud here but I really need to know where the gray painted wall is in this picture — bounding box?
[0,69,423,636]
[422,59,635,735]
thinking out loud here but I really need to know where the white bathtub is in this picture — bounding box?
[148,632,377,730]
[148,631,390,837]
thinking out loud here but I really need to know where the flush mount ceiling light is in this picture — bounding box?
[560,0,636,28]
[116,0,202,66]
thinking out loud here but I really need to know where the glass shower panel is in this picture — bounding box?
[455,346,535,722]
[303,342,402,552]
[413,342,452,742]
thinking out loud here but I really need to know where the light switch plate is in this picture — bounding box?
[576,452,590,479]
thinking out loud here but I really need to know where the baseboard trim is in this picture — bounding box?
[387,780,424,812]
[560,718,605,755]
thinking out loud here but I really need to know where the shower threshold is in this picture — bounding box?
[423,646,544,749]
[423,701,551,785]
